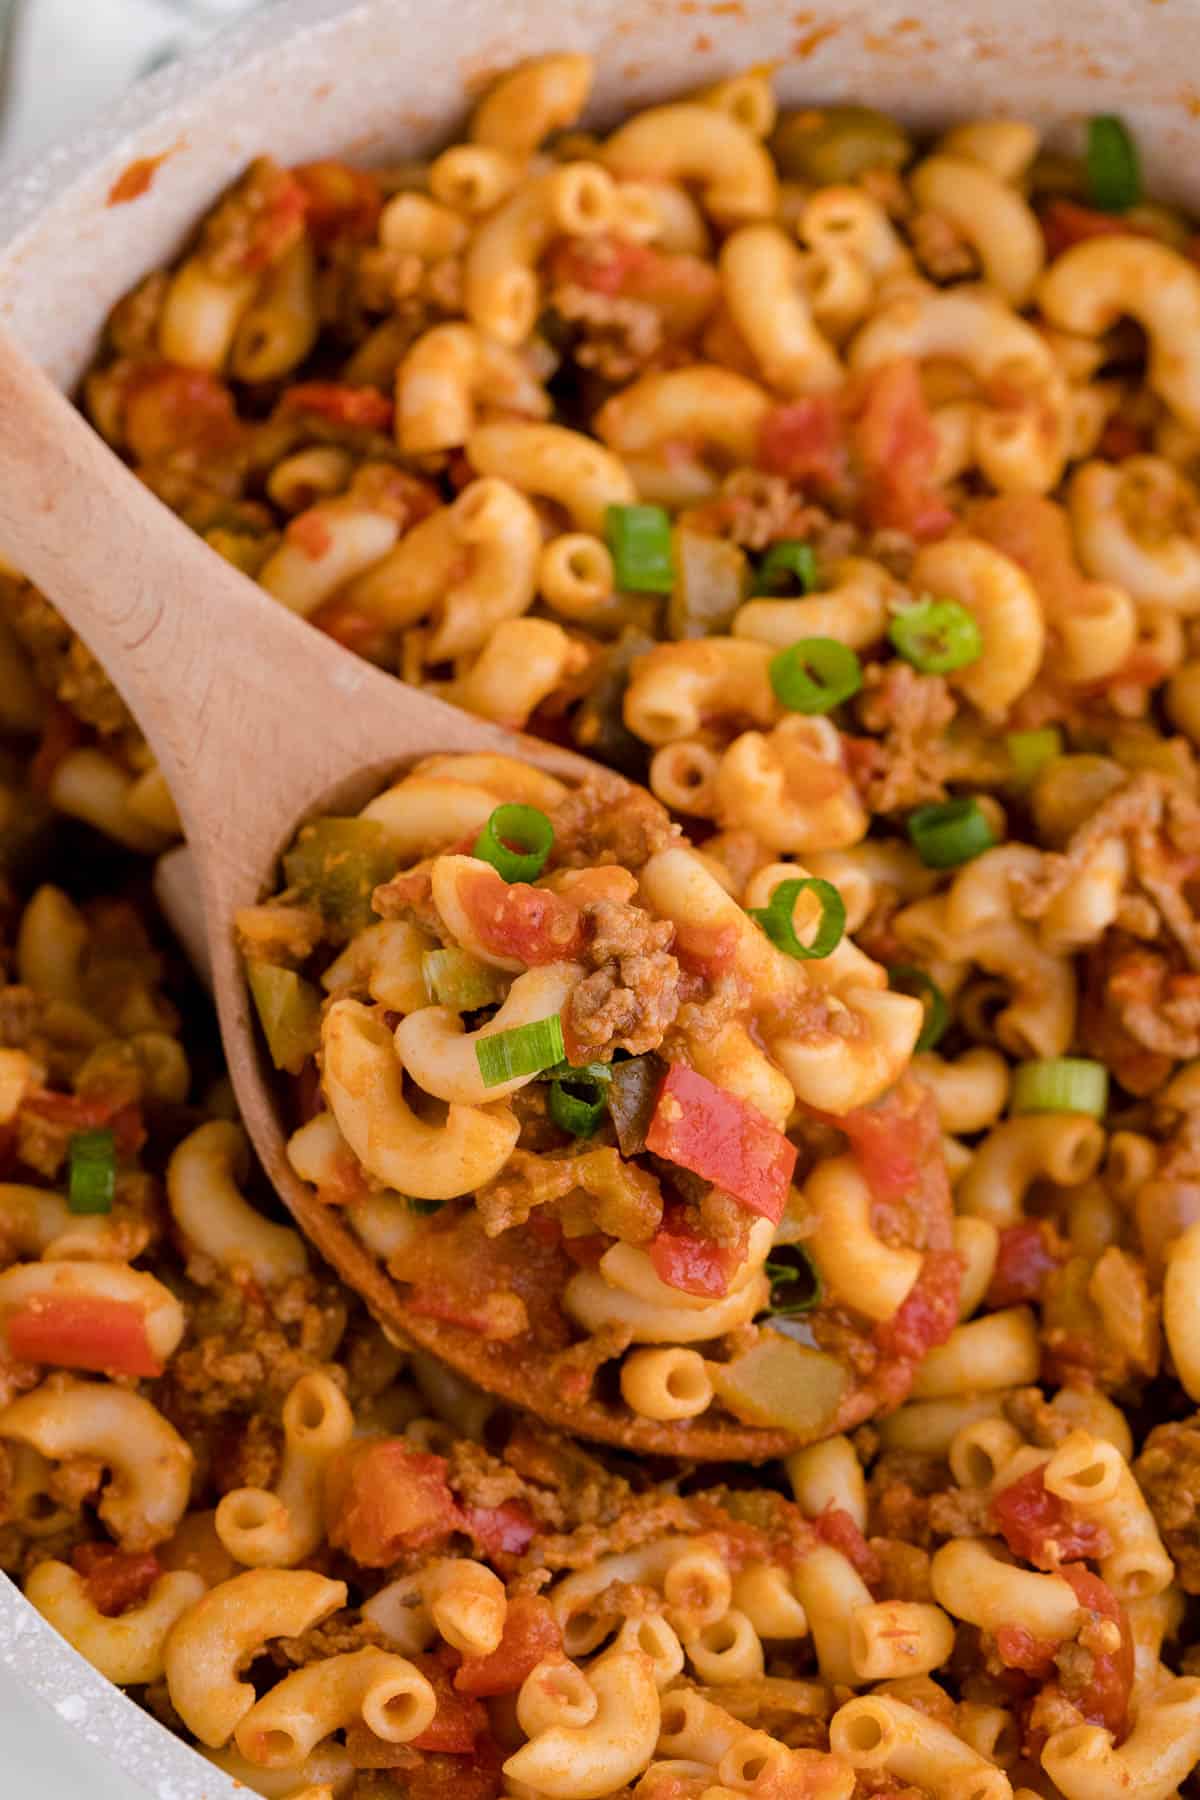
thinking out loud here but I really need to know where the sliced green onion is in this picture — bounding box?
[476,1014,566,1086]
[769,638,862,713]
[1086,115,1141,213]
[473,804,554,883]
[750,877,846,960]
[605,504,675,594]
[907,798,996,869]
[1006,727,1063,788]
[68,1128,116,1216]
[1011,1057,1109,1118]
[423,947,508,1010]
[888,965,949,1053]
[888,598,982,674]
[549,1079,608,1137]
[753,540,818,597]
[541,1058,612,1085]
[764,1245,823,1315]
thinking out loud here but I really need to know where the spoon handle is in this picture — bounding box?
[0,324,405,863]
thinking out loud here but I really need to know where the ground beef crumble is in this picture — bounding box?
[566,896,681,1060]
[1135,1417,1200,1592]
[852,662,957,813]
[4,581,135,738]
[548,779,677,872]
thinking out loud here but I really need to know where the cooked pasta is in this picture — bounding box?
[6,52,1200,1800]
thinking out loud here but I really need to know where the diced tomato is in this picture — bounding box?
[352,464,443,526]
[814,1081,961,1389]
[549,237,719,333]
[379,867,434,913]
[72,1544,160,1616]
[410,1650,488,1754]
[1059,1564,1134,1741]
[342,1724,419,1770]
[874,1248,963,1364]
[22,1090,146,1158]
[122,364,243,463]
[392,1743,503,1800]
[234,165,309,272]
[551,236,645,297]
[1097,416,1147,460]
[1102,643,1173,692]
[826,1076,951,1241]
[812,1506,882,1586]
[279,380,394,432]
[325,1439,464,1567]
[990,1464,1112,1570]
[455,1594,563,1697]
[852,359,953,541]
[834,1099,919,1208]
[293,160,383,246]
[672,920,739,978]
[841,732,886,798]
[986,1220,1068,1310]
[645,1063,796,1224]
[758,395,848,490]
[1040,199,1143,260]
[391,1208,572,1351]
[649,1201,744,1298]
[285,511,335,560]
[457,865,585,965]
[995,1622,1060,1678]
[6,1294,162,1379]
[464,1500,537,1559]
[561,1231,610,1267]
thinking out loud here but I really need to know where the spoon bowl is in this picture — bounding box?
[0,326,798,1458]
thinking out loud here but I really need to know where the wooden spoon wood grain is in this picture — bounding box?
[0,326,794,1459]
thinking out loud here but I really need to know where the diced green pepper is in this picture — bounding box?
[605,1052,667,1158]
[708,1332,849,1435]
[667,533,748,640]
[247,960,322,1074]
[422,947,508,1011]
[282,817,398,933]
[1028,150,1086,200]
[571,628,656,781]
[772,105,911,185]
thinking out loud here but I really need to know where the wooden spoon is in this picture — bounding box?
[0,326,795,1459]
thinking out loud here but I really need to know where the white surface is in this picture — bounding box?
[0,1661,173,1800]
[0,0,266,170]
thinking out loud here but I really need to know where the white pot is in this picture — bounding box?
[0,0,1194,1790]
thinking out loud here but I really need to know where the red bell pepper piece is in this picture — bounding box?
[644,1063,796,1224]
[6,1293,162,1378]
